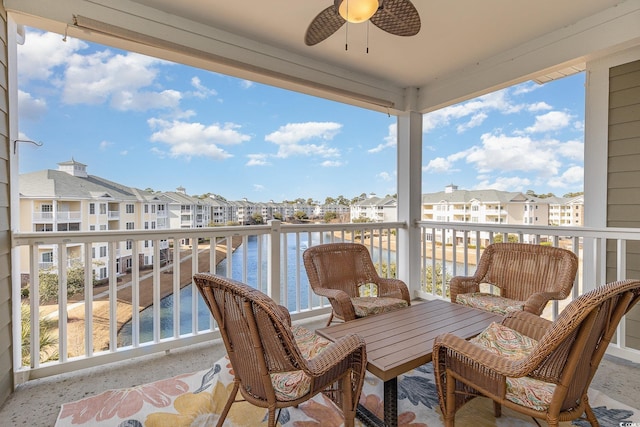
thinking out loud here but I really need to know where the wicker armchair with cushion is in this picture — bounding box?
[193,273,367,427]
[450,243,578,315]
[433,279,640,427]
[303,242,411,326]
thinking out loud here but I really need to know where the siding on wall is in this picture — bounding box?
[0,4,12,405]
[607,59,640,350]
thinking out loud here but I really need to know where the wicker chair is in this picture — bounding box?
[450,243,578,315]
[193,273,367,427]
[433,279,640,427]
[303,242,411,326]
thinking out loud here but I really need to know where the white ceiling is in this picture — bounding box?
[6,0,640,113]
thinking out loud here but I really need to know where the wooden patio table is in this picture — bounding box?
[316,299,502,427]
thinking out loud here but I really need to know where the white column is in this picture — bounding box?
[396,109,422,298]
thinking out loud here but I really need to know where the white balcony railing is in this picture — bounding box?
[11,220,640,384]
[12,221,403,382]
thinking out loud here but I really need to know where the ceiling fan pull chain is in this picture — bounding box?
[366,21,370,53]
[345,20,349,51]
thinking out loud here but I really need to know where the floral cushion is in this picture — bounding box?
[270,325,331,401]
[471,322,555,411]
[505,376,556,411]
[351,297,409,318]
[470,322,537,360]
[456,292,525,315]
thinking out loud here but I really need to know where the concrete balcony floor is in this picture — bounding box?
[1,315,639,426]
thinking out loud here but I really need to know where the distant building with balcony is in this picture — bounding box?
[421,184,583,246]
[19,159,170,280]
[350,194,398,222]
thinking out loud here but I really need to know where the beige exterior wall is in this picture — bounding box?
[606,59,640,350]
[0,4,13,405]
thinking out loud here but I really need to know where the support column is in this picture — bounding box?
[396,108,422,298]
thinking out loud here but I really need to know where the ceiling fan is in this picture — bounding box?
[305,0,421,46]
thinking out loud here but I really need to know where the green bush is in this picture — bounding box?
[38,264,96,304]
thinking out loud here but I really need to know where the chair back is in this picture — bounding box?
[528,279,640,411]
[303,243,380,297]
[475,243,578,302]
[193,273,302,403]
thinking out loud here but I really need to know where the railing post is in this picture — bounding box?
[268,220,282,304]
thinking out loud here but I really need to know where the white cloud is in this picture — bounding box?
[423,90,522,133]
[99,140,113,151]
[548,166,584,188]
[246,153,270,166]
[424,157,453,173]
[525,111,573,133]
[368,124,396,153]
[456,112,488,133]
[240,80,254,89]
[148,118,250,160]
[18,90,47,120]
[265,122,341,159]
[190,76,218,98]
[253,184,265,192]
[473,176,532,191]
[527,102,552,112]
[18,30,88,82]
[464,133,562,176]
[321,160,344,167]
[557,139,584,161]
[62,50,177,111]
[377,172,393,181]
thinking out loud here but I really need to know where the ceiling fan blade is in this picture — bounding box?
[305,5,346,46]
[369,0,420,37]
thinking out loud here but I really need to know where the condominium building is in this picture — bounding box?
[350,194,398,222]
[18,159,170,280]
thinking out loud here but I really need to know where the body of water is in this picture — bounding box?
[118,234,468,345]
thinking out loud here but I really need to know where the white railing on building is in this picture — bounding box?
[11,220,640,383]
[12,221,403,382]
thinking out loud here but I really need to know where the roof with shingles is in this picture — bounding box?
[422,189,526,204]
[19,170,149,201]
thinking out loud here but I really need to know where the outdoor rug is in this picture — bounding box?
[55,355,637,427]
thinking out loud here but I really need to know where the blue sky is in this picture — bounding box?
[17,28,585,203]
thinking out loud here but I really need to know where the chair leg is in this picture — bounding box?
[267,406,276,427]
[493,401,502,418]
[584,400,600,427]
[325,312,334,326]
[217,379,239,427]
[341,374,355,427]
[444,373,456,427]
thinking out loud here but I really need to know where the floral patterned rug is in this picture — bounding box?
[56,356,637,427]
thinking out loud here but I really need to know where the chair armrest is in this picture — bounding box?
[378,278,411,304]
[306,333,367,376]
[449,276,480,303]
[276,304,292,326]
[433,333,529,379]
[313,288,357,321]
[523,291,566,315]
[502,310,552,341]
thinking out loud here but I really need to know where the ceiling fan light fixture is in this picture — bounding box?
[338,0,378,23]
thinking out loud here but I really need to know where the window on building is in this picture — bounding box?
[151,205,156,213]
[100,225,107,230]
[100,246,107,257]
[151,221,156,229]
[126,204,134,214]
[144,221,149,230]
[144,204,149,214]
[126,222,134,230]
[99,204,107,215]
[89,203,95,215]
[126,240,133,250]
[42,251,53,263]
[89,225,95,231]
[92,247,96,258]
[35,224,54,232]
